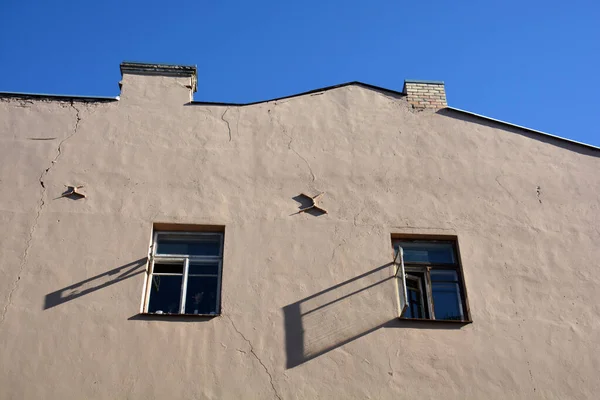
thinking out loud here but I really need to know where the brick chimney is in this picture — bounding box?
[403,80,447,109]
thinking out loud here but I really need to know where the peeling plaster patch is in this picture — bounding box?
[15,100,34,107]
[353,206,366,227]
[536,186,542,204]
[226,316,282,400]
[0,101,82,327]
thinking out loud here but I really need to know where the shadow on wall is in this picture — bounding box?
[283,263,467,369]
[290,194,326,217]
[283,263,396,369]
[44,258,147,309]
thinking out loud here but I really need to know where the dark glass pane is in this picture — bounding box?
[148,275,182,314]
[432,282,464,320]
[184,276,218,315]
[395,242,455,264]
[156,234,221,256]
[153,262,184,274]
[404,275,425,319]
[189,261,219,275]
[430,270,459,282]
[405,287,424,318]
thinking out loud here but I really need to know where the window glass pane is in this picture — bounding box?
[395,242,455,264]
[148,275,182,314]
[185,276,218,314]
[430,269,459,282]
[189,261,219,275]
[156,234,221,256]
[153,262,184,274]
[404,275,426,319]
[432,282,464,320]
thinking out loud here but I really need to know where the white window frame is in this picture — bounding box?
[143,231,224,315]
[394,247,408,317]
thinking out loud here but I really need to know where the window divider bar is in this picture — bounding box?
[425,267,435,320]
[180,258,190,314]
[216,260,223,313]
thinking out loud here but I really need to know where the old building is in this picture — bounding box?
[0,62,598,399]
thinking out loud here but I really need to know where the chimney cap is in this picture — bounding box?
[403,79,444,85]
[120,61,197,92]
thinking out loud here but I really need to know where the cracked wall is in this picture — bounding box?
[0,75,599,400]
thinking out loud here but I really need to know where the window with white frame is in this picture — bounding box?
[143,231,224,315]
[394,239,469,321]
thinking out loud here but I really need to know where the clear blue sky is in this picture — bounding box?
[1,1,599,146]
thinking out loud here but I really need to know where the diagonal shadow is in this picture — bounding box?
[283,262,467,369]
[44,258,147,309]
[283,263,395,368]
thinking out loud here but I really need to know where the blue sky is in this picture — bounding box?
[1,0,599,146]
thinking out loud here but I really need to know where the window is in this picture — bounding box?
[393,239,469,321]
[143,231,224,315]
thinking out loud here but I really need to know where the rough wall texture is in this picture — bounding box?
[0,71,599,400]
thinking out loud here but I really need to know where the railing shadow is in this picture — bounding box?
[44,258,147,309]
[283,263,396,368]
[283,263,467,369]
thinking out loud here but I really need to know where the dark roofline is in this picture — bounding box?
[445,107,600,152]
[192,81,599,152]
[189,81,406,107]
[0,91,119,102]
[1,79,597,152]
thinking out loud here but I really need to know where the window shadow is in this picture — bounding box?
[43,258,147,309]
[283,263,468,369]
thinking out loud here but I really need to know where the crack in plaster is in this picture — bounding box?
[281,124,316,183]
[221,107,232,142]
[226,316,282,400]
[326,240,346,270]
[495,175,517,203]
[269,106,316,184]
[0,101,82,327]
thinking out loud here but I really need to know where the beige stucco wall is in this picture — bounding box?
[0,70,599,399]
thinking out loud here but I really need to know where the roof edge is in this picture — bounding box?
[0,91,119,102]
[445,106,600,152]
[190,81,405,107]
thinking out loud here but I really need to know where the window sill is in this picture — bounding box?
[398,317,472,324]
[129,313,220,321]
